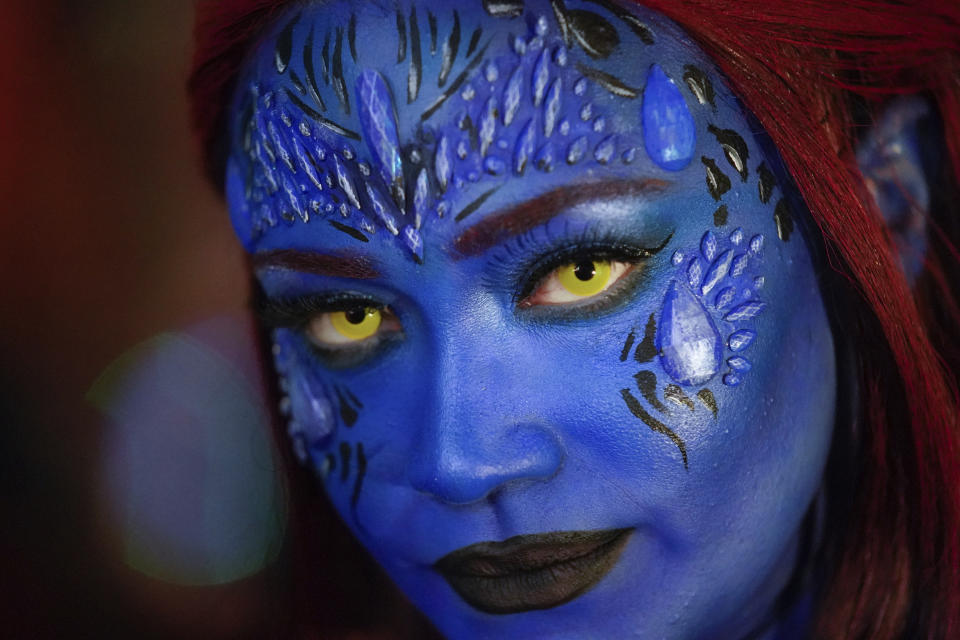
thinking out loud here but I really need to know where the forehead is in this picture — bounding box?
[225,0,742,259]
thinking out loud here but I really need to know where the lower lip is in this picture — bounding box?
[434,528,633,614]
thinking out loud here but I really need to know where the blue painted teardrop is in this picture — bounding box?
[642,64,696,171]
[356,70,404,196]
[656,281,722,386]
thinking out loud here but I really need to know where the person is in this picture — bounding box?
[189,0,960,637]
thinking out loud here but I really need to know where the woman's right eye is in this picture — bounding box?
[304,303,402,351]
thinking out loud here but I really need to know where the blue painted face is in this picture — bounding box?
[226,0,836,637]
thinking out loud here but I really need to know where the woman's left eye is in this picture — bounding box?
[519,259,634,307]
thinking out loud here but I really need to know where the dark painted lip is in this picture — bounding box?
[434,528,633,614]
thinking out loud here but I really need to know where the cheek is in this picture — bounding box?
[273,329,374,519]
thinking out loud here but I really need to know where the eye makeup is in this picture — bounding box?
[256,292,403,368]
[485,220,674,322]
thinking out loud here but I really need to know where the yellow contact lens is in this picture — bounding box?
[557,260,612,297]
[330,307,382,340]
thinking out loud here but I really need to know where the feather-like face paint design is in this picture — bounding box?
[229,1,836,638]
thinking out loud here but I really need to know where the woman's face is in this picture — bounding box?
[226,0,836,637]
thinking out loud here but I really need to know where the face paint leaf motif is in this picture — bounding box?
[723,300,766,322]
[708,124,749,181]
[483,0,524,18]
[532,50,551,107]
[275,16,296,74]
[503,65,524,126]
[700,249,734,296]
[728,329,757,352]
[356,70,404,208]
[702,156,732,200]
[575,63,640,99]
[567,10,619,59]
[643,65,696,171]
[656,280,723,386]
[774,199,794,241]
[758,162,777,203]
[682,64,715,108]
[567,135,589,164]
[543,78,562,136]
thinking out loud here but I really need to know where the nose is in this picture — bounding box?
[408,419,566,505]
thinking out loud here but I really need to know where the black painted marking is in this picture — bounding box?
[332,27,350,114]
[757,162,776,204]
[275,15,296,73]
[303,26,328,111]
[428,11,438,55]
[339,441,351,481]
[713,204,728,227]
[289,70,306,94]
[619,330,636,362]
[621,389,688,469]
[439,10,461,87]
[483,0,524,18]
[551,0,571,46]
[635,371,669,414]
[396,9,407,62]
[708,125,749,181]
[325,452,337,474]
[351,442,367,510]
[584,0,654,44]
[683,65,715,108]
[575,62,639,98]
[634,313,657,363]
[567,9,619,59]
[421,40,491,120]
[774,198,794,241]
[285,90,360,139]
[466,26,482,57]
[344,387,364,408]
[348,14,358,62]
[335,387,359,426]
[329,220,369,242]
[702,156,731,201]
[408,7,423,103]
[321,30,331,84]
[460,114,480,150]
[697,389,718,419]
[455,185,500,222]
[664,384,695,411]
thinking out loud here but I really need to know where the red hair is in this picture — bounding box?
[189,1,960,637]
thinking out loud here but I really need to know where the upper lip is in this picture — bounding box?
[434,528,633,614]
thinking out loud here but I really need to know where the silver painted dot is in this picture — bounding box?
[580,103,593,121]
[574,77,587,96]
[513,36,527,55]
[461,84,476,101]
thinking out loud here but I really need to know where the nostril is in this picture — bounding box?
[408,422,565,505]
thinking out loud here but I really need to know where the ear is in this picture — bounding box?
[856,95,938,285]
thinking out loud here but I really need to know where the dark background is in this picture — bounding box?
[0,3,291,637]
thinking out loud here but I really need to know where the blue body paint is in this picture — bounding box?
[226,2,836,638]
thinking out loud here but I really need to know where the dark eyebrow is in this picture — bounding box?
[252,249,380,279]
[452,178,671,258]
